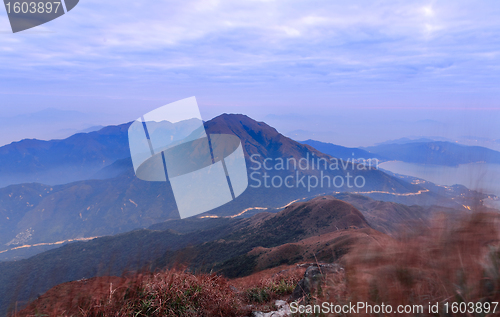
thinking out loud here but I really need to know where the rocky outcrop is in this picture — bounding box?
[252,263,343,317]
[252,300,291,317]
[290,263,343,303]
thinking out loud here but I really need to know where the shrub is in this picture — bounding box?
[244,269,303,304]
[85,270,246,317]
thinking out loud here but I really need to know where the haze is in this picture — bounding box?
[0,0,499,148]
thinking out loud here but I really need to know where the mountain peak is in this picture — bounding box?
[206,113,280,137]
[205,113,322,160]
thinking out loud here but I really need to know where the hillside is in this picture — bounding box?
[0,172,179,261]
[247,227,390,273]
[0,216,242,316]
[16,265,307,317]
[153,196,373,277]
[0,196,379,315]
[333,193,439,234]
[0,123,132,188]
[16,209,500,317]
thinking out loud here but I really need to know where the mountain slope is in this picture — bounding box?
[202,114,423,214]
[247,227,390,273]
[0,196,377,315]
[153,196,372,277]
[0,172,179,261]
[333,193,446,234]
[0,123,132,187]
[0,216,242,316]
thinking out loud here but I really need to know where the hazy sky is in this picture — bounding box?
[0,0,499,146]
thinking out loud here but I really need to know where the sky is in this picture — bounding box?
[0,0,499,147]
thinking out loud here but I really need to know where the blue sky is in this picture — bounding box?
[0,0,499,147]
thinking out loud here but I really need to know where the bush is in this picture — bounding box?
[85,270,246,317]
[17,266,305,316]
[244,270,303,304]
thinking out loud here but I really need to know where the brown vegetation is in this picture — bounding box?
[15,265,305,317]
[248,228,392,272]
[16,208,500,317]
[305,211,500,316]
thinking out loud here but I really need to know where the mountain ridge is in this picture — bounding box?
[364,141,500,166]
[0,114,463,263]
[0,122,133,187]
[300,139,385,161]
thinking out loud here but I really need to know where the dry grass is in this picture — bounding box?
[20,269,248,317]
[16,266,305,317]
[299,211,500,316]
[243,268,304,304]
[18,210,500,317]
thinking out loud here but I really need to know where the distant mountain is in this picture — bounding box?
[375,137,441,145]
[0,117,207,187]
[285,129,338,142]
[0,109,117,148]
[0,122,132,187]
[300,139,385,161]
[0,172,179,261]
[91,157,133,180]
[364,141,500,166]
[186,114,422,213]
[78,125,105,133]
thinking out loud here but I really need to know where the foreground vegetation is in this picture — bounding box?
[303,211,500,316]
[16,267,304,317]
[16,210,500,316]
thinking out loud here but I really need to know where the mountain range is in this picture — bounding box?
[0,109,119,148]
[302,139,500,167]
[0,114,429,262]
[300,139,384,161]
[0,195,421,315]
[374,137,451,145]
[364,141,500,166]
[3,117,498,192]
[0,122,132,187]
[0,113,494,315]
[1,190,475,315]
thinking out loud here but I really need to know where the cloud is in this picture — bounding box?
[0,0,500,111]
